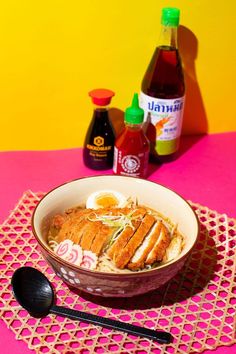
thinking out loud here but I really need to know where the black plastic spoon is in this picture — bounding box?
[11,266,173,344]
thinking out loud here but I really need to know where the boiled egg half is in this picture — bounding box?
[86,190,127,209]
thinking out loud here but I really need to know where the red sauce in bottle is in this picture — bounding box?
[113,94,149,178]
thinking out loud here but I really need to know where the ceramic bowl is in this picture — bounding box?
[32,175,199,297]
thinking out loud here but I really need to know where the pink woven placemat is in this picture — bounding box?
[0,191,235,354]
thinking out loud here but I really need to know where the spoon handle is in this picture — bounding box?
[50,305,172,344]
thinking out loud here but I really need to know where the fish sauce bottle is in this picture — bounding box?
[83,89,115,170]
[140,7,185,162]
[113,93,149,178]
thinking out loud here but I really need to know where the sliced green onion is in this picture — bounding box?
[87,209,143,248]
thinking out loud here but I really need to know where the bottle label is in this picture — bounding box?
[86,135,112,160]
[113,147,149,178]
[139,92,185,142]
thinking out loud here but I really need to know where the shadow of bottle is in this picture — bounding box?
[109,107,125,138]
[178,25,208,136]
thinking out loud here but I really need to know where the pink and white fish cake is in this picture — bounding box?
[80,250,98,270]
[55,239,73,259]
[55,239,97,270]
[66,244,83,266]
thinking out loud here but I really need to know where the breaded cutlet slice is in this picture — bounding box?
[107,226,134,260]
[56,209,91,243]
[163,234,183,263]
[79,220,102,251]
[114,214,156,269]
[127,220,162,271]
[94,207,133,217]
[67,208,92,219]
[145,223,171,265]
[90,224,115,255]
[65,206,85,215]
[57,218,86,244]
[51,214,66,229]
[107,207,147,260]
[48,214,66,240]
[85,207,135,256]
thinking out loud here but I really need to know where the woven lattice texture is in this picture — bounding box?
[0,191,235,354]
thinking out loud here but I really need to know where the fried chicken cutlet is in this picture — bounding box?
[49,205,174,270]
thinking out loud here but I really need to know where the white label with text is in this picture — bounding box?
[139,92,185,141]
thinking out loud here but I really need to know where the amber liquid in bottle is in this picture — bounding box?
[142,46,184,99]
[141,26,185,162]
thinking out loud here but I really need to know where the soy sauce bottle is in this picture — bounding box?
[83,89,115,170]
[140,7,185,162]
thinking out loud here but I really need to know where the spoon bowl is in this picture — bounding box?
[11,266,173,344]
[12,266,54,318]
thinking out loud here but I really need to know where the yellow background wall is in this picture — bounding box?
[0,0,235,151]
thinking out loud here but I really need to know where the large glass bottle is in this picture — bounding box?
[83,89,115,170]
[140,7,185,162]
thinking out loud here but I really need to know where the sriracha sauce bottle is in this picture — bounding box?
[83,89,115,170]
[113,93,149,178]
[140,7,185,162]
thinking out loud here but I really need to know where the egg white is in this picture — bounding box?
[86,190,127,209]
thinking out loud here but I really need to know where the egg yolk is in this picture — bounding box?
[95,193,119,208]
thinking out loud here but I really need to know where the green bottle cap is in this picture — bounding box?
[125,93,144,124]
[161,7,180,27]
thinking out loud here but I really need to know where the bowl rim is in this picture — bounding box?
[32,175,200,278]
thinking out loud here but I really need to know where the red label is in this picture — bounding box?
[113,147,149,178]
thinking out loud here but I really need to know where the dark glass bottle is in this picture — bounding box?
[83,89,115,170]
[140,7,185,162]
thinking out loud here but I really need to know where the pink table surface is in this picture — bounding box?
[0,132,236,354]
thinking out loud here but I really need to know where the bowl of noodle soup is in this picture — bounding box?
[32,175,199,297]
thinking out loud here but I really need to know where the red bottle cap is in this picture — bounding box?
[89,89,115,106]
